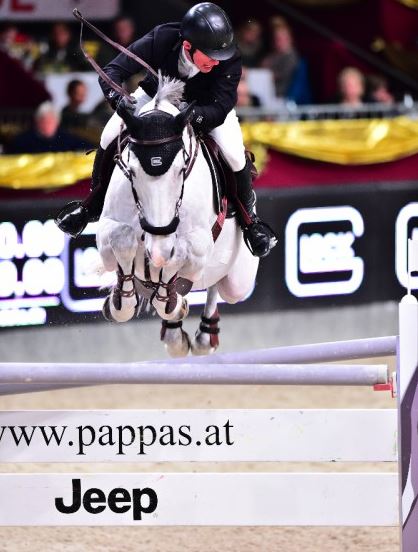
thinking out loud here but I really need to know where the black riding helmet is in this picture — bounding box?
[180,2,235,61]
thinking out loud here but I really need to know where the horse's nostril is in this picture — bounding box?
[170,247,175,258]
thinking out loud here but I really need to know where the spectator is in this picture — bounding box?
[366,74,395,105]
[237,68,261,108]
[8,101,91,154]
[262,17,300,98]
[236,20,265,68]
[337,67,365,107]
[61,79,90,129]
[0,23,35,69]
[34,23,87,74]
[96,16,136,67]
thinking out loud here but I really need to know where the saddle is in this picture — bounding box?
[199,135,258,217]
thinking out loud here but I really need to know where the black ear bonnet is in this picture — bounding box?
[129,111,183,177]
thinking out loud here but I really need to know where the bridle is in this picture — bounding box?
[114,110,200,237]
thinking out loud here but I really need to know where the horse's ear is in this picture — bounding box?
[174,101,196,132]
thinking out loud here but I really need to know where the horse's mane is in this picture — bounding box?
[154,72,185,109]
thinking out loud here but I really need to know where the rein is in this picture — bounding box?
[73,9,158,103]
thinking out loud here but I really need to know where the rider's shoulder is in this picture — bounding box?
[215,49,242,76]
[151,22,181,41]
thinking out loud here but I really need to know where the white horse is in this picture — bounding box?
[96,75,259,357]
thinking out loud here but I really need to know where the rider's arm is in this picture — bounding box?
[98,29,155,108]
[190,58,242,134]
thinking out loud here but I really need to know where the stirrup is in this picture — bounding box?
[243,217,278,258]
[54,200,89,238]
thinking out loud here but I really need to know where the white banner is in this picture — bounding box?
[0,409,397,463]
[0,0,119,20]
[0,473,398,526]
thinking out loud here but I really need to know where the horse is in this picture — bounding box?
[96,74,259,357]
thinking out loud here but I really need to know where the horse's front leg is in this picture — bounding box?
[152,266,191,357]
[151,267,190,322]
[191,285,220,356]
[102,222,140,323]
[153,230,211,357]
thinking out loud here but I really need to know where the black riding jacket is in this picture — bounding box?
[99,22,242,134]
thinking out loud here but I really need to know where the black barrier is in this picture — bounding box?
[0,180,417,328]
[252,180,418,312]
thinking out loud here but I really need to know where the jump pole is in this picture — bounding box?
[0,362,388,386]
[0,335,395,396]
[167,335,397,365]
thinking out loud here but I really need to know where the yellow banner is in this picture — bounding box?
[0,151,94,190]
[396,0,418,8]
[242,116,418,165]
[1,117,418,189]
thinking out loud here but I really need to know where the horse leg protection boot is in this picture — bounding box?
[55,146,107,238]
[234,158,278,258]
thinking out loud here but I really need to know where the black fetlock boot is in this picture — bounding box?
[234,158,278,258]
[55,145,107,238]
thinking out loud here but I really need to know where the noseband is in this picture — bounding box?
[117,110,199,237]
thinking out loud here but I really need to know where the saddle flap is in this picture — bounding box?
[200,136,257,218]
[200,136,223,215]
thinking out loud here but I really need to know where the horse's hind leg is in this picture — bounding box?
[191,285,220,356]
[102,222,140,323]
[217,243,258,304]
[160,319,191,358]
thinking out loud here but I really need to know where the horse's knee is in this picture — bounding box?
[217,281,246,304]
[109,224,137,258]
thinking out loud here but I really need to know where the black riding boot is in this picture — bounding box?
[55,145,107,238]
[234,158,278,258]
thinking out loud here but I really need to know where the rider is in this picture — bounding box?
[56,2,277,258]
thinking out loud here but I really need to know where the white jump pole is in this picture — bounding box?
[0,362,388,386]
[0,336,395,396]
[167,336,397,365]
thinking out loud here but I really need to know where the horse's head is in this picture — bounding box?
[117,76,195,268]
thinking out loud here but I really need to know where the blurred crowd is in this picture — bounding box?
[0,17,135,154]
[235,16,400,111]
[0,14,412,155]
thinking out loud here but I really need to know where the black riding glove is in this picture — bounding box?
[115,95,137,117]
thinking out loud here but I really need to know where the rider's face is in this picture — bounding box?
[183,40,219,73]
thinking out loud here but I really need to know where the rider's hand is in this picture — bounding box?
[116,95,137,117]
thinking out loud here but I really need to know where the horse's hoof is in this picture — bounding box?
[191,332,218,356]
[102,294,138,323]
[102,296,115,322]
[165,329,191,358]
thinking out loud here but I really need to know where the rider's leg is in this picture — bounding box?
[55,88,151,237]
[209,110,277,258]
